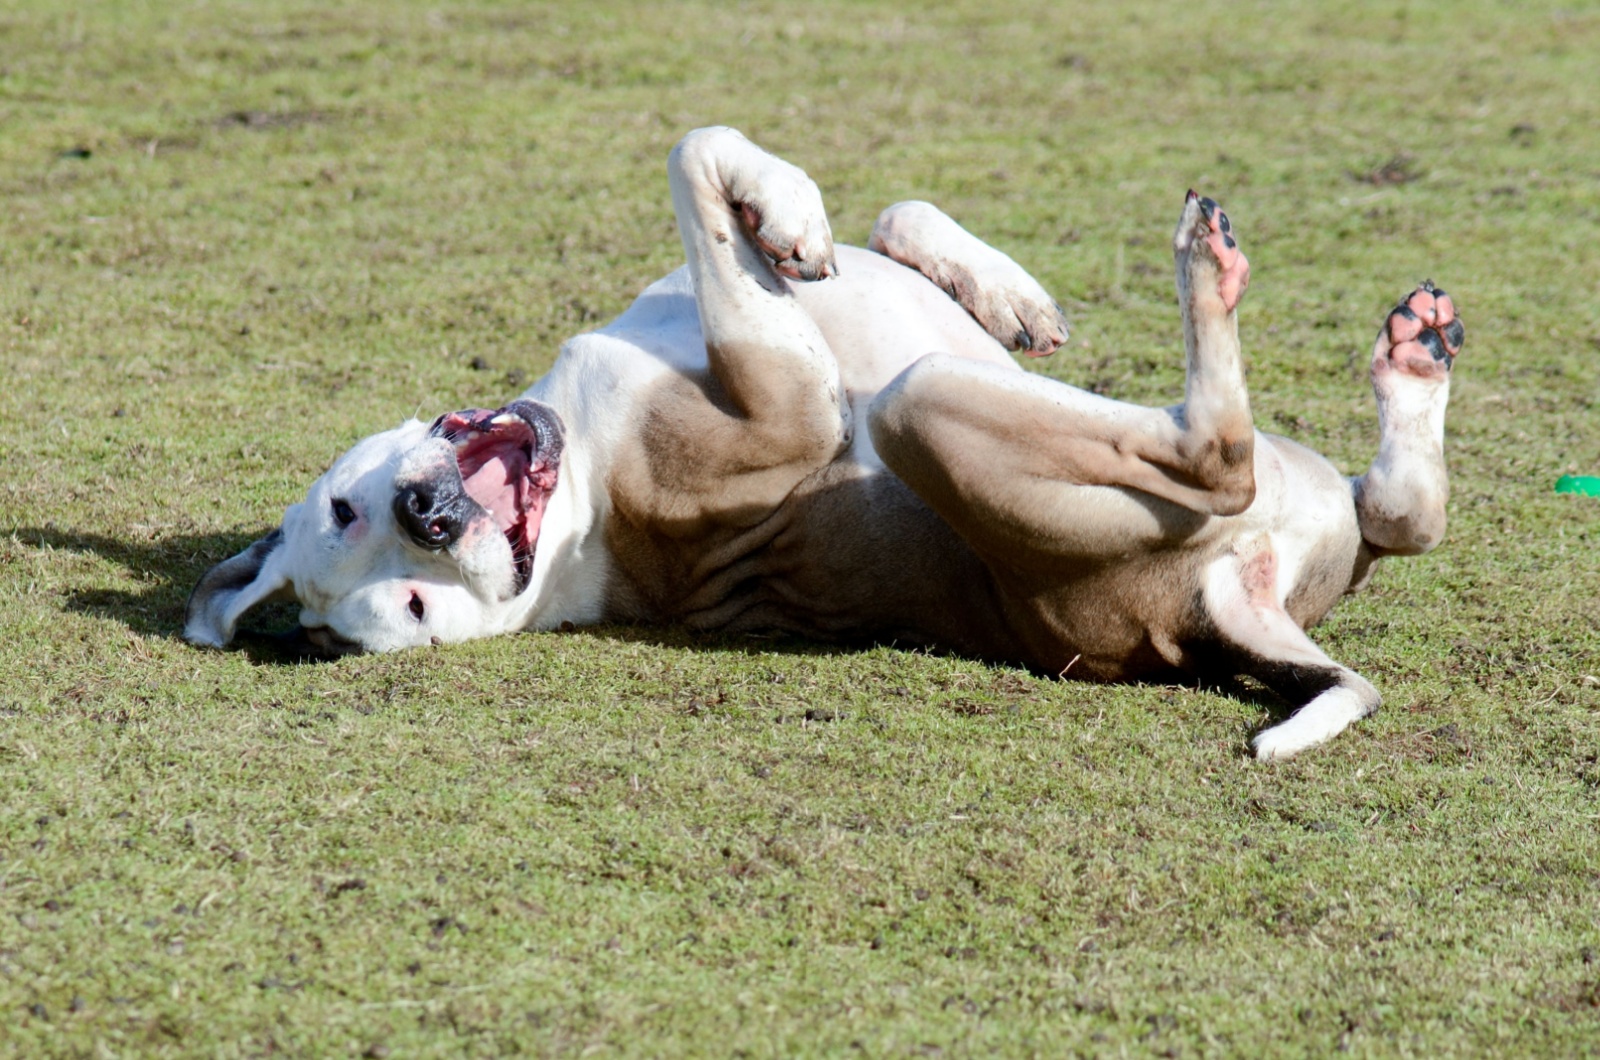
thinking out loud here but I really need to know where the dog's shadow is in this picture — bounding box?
[16,526,889,669]
[18,526,331,665]
[18,525,1289,724]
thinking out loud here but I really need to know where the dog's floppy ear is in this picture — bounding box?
[183,528,295,647]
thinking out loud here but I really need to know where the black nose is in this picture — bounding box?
[394,486,464,550]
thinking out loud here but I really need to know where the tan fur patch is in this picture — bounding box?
[604,453,1017,658]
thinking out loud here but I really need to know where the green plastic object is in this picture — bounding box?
[1554,475,1600,497]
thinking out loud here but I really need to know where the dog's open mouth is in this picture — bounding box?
[429,400,563,595]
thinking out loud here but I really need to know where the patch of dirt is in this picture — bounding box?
[1352,154,1424,186]
[214,109,332,131]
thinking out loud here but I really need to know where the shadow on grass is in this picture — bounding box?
[15,524,1290,721]
[15,525,331,665]
[15,525,924,670]
[579,624,1289,727]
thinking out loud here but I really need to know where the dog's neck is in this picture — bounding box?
[492,399,612,635]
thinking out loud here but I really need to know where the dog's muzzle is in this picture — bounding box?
[395,398,565,597]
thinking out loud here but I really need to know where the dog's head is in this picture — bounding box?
[184,399,566,653]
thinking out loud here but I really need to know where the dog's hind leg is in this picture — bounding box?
[870,190,1260,558]
[1353,285,1463,556]
[868,201,1070,357]
[1204,538,1381,760]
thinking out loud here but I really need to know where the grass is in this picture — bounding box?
[2,0,1599,1054]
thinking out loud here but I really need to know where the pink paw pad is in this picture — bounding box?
[1383,282,1464,376]
[1187,190,1250,311]
[739,201,834,281]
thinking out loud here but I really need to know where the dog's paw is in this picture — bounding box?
[958,263,1069,357]
[739,196,837,281]
[1251,685,1375,761]
[1373,282,1463,381]
[868,201,1067,356]
[725,147,837,282]
[932,260,1070,357]
[1174,191,1250,314]
[673,127,838,282]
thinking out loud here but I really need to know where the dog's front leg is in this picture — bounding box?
[664,128,850,480]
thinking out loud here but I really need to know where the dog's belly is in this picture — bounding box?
[792,246,1020,398]
[583,246,1025,650]
[575,248,1365,675]
[604,453,1021,658]
[601,430,1361,672]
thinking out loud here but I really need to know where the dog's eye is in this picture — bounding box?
[332,499,357,527]
[408,592,425,622]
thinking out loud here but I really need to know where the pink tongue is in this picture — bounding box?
[462,453,521,527]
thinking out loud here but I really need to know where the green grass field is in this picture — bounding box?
[3,0,1599,1054]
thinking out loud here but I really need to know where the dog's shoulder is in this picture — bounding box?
[529,266,707,437]
[511,267,720,623]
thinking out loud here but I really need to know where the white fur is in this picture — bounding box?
[1252,686,1374,761]
[185,128,1453,765]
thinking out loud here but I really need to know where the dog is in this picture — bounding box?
[185,127,1464,759]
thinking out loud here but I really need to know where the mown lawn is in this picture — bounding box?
[2,0,1598,1055]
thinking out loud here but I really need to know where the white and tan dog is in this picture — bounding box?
[186,127,1464,760]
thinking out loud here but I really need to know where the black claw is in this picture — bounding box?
[1013,329,1031,350]
[1442,318,1465,351]
[1198,196,1217,220]
[1416,327,1450,364]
